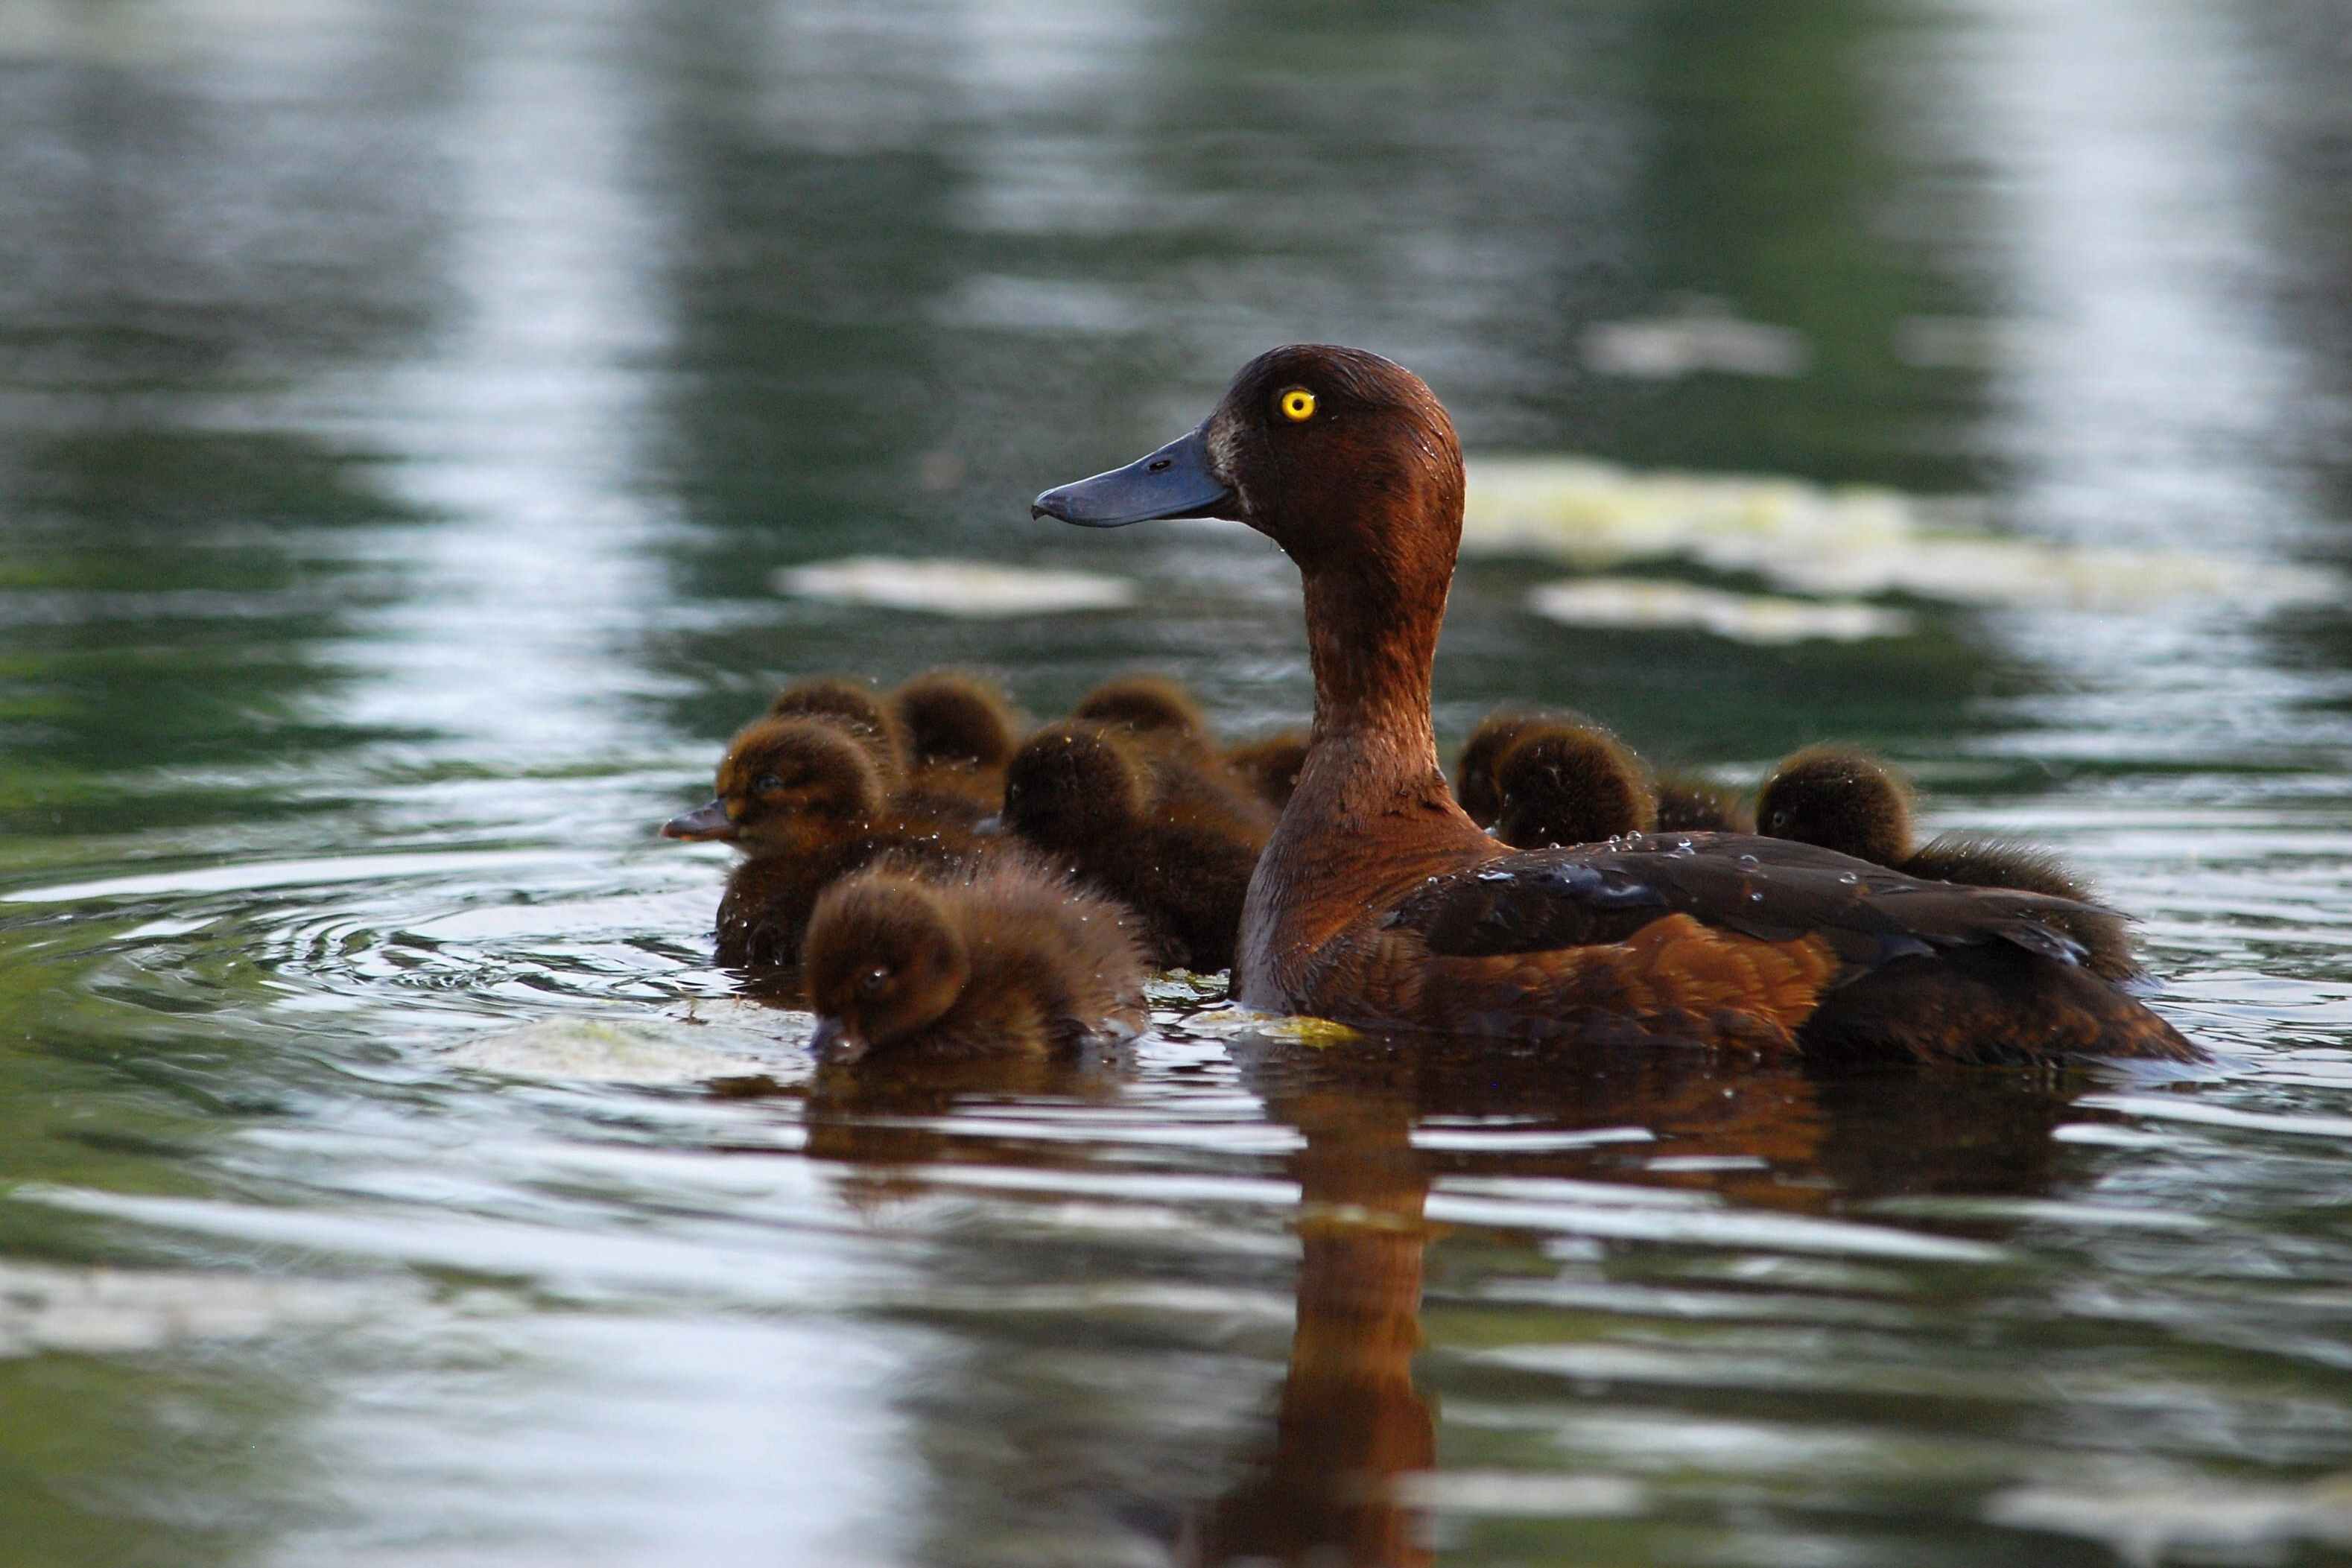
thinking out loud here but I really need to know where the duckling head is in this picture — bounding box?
[1071,675,1212,752]
[1033,343,1463,574]
[661,717,887,853]
[1456,710,1587,827]
[1756,745,1913,866]
[768,676,904,770]
[1492,724,1657,848]
[803,875,971,1060]
[893,670,1020,770]
[1001,722,1150,846]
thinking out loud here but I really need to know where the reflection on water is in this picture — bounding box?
[7,0,2352,1563]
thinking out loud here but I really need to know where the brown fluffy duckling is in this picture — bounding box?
[1455,710,1556,828]
[1655,772,1755,834]
[803,856,1147,1061]
[890,669,1022,810]
[1001,720,1270,972]
[767,675,907,783]
[1071,673,1219,761]
[1489,723,1658,848]
[1756,745,2136,980]
[662,717,992,968]
[1224,729,1310,812]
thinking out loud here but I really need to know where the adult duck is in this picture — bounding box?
[1033,344,2193,1063]
[1757,744,2137,981]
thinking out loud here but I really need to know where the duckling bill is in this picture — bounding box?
[662,717,993,968]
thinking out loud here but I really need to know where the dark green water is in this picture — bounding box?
[7,1,2352,1563]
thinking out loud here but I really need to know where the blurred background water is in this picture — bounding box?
[5,0,2352,1562]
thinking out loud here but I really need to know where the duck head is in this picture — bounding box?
[1033,343,1464,575]
[1755,746,1913,866]
[1001,722,1150,845]
[661,717,886,851]
[802,875,972,1060]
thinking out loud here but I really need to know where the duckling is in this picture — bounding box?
[1489,723,1657,848]
[1224,729,1310,812]
[1001,720,1269,972]
[767,675,907,783]
[1756,745,2137,980]
[802,855,1146,1061]
[890,669,1022,810]
[1071,673,1218,761]
[1655,772,1755,834]
[1455,709,1589,828]
[662,717,991,968]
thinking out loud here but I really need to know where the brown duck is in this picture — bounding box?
[1033,343,2193,1062]
[1757,744,2138,980]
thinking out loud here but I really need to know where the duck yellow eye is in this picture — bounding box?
[1278,388,1316,422]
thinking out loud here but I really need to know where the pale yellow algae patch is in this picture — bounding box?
[1528,578,1915,644]
[774,556,1135,617]
[446,1013,803,1083]
[1464,456,2327,612]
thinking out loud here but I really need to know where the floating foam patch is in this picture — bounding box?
[1581,298,1808,380]
[446,1013,805,1084]
[1988,1476,2352,1564]
[0,1260,367,1359]
[1387,1470,1646,1519]
[1527,578,1915,644]
[1464,457,2329,611]
[773,556,1135,617]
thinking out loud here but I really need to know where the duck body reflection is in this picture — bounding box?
[772,1021,2108,1567]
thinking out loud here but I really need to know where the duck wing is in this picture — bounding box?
[1388,832,2096,972]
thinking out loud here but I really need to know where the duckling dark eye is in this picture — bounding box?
[1277,387,1316,423]
[859,965,891,995]
[754,772,785,793]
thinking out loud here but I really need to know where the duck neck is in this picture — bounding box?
[1291,553,1453,819]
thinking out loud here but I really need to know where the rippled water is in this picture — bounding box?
[7,0,2352,1563]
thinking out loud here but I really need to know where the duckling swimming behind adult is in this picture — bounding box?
[803,854,1147,1061]
[1225,729,1311,812]
[890,669,1022,810]
[1071,673,1219,761]
[1655,772,1755,834]
[1455,710,1580,828]
[1034,343,2190,1062]
[1489,722,1658,848]
[1001,720,1269,972]
[662,717,992,968]
[1755,746,2137,980]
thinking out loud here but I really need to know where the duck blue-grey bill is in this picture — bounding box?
[1030,427,1234,528]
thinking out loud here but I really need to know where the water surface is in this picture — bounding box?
[7,1,2352,1563]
